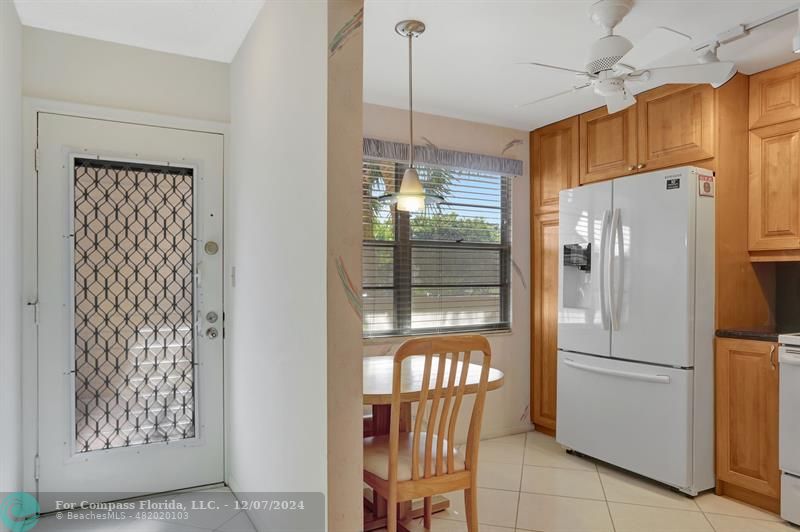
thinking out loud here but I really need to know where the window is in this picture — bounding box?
[362,158,512,337]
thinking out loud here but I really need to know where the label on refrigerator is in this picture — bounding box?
[666,178,680,190]
[699,174,715,197]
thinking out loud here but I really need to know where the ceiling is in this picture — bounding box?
[364,0,800,130]
[13,0,265,63]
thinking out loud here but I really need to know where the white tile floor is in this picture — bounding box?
[394,431,799,532]
[31,431,799,531]
[35,487,256,532]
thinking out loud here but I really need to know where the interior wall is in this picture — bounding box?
[23,26,229,122]
[227,1,328,529]
[363,103,533,441]
[0,0,23,493]
[326,2,364,530]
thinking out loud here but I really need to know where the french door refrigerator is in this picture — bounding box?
[556,166,715,496]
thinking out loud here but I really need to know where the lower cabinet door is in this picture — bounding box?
[532,213,560,432]
[557,351,693,489]
[715,338,780,499]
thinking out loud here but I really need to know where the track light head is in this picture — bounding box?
[695,42,737,88]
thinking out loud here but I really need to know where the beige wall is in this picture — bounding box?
[0,0,22,493]
[23,27,229,122]
[363,103,533,441]
[227,1,328,529]
[327,2,364,530]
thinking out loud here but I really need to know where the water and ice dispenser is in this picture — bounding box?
[562,242,592,310]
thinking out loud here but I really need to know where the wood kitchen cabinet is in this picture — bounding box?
[715,337,781,513]
[749,119,800,257]
[579,105,637,184]
[747,59,800,262]
[531,212,560,434]
[636,84,715,172]
[750,60,800,129]
[576,83,715,185]
[531,117,579,214]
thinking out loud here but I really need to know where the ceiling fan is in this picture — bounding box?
[519,0,737,113]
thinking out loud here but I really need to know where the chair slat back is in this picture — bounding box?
[389,335,491,484]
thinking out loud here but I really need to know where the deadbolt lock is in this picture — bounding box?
[206,311,219,323]
[206,327,219,339]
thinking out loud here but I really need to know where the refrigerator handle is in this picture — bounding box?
[610,208,622,330]
[599,209,612,330]
[563,358,671,384]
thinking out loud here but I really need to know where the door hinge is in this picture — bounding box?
[34,148,40,173]
[34,455,40,481]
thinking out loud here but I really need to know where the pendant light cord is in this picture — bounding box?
[408,32,414,169]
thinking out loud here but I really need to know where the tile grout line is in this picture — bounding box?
[700,508,719,532]
[213,510,247,532]
[596,463,617,532]
[513,431,527,531]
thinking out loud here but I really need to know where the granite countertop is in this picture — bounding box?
[716,329,779,342]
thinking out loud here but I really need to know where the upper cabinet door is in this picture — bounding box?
[532,116,579,214]
[750,60,800,129]
[749,119,800,251]
[579,105,637,185]
[637,84,715,172]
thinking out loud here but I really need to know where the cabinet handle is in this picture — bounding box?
[636,163,646,170]
[627,165,635,172]
[770,345,776,370]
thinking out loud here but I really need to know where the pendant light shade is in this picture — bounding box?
[379,20,443,213]
[396,167,425,212]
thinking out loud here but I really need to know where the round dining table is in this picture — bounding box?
[362,355,505,531]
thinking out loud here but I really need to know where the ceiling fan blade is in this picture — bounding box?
[635,62,737,85]
[605,88,636,114]
[516,84,592,108]
[518,62,588,75]
[617,27,690,70]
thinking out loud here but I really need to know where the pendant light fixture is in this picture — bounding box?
[380,20,443,212]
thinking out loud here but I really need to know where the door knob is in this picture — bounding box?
[204,241,219,255]
[206,327,219,339]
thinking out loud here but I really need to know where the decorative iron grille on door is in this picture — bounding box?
[72,158,196,453]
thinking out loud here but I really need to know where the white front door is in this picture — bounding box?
[32,113,224,511]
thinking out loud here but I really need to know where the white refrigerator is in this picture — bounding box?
[556,166,715,496]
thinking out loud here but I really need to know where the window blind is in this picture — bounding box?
[362,158,512,338]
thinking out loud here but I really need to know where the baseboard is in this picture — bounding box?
[476,422,535,442]
[533,424,555,437]
[716,479,781,515]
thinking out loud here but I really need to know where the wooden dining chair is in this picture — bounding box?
[363,335,492,532]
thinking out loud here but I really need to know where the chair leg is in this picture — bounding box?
[387,495,397,532]
[423,496,432,530]
[464,484,478,532]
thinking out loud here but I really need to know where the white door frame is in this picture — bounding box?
[21,97,230,494]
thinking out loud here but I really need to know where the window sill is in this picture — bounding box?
[362,328,513,346]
